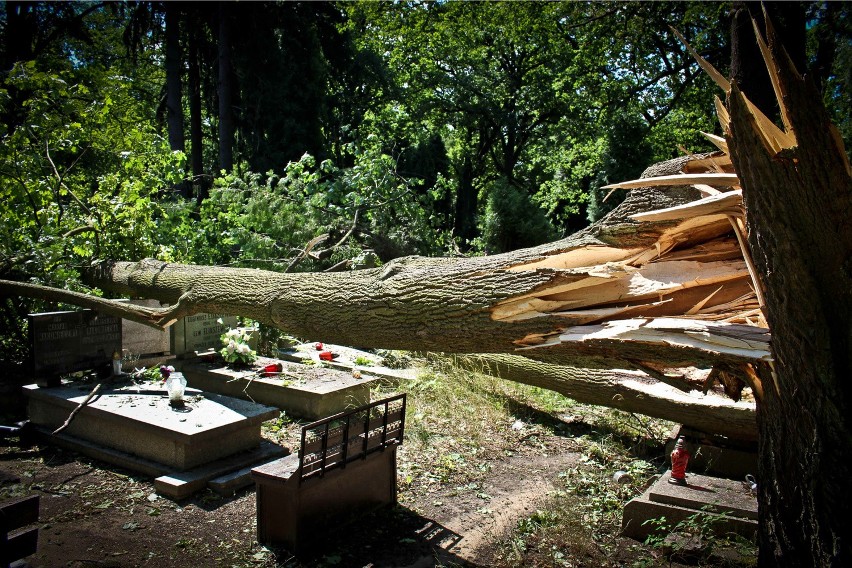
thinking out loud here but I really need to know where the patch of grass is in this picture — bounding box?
[642,507,758,567]
[493,429,659,565]
[488,402,671,566]
[375,355,543,492]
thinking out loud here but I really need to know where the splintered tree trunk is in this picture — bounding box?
[37,150,765,438]
[2,144,768,436]
[81,153,768,374]
[461,354,756,441]
[726,21,852,566]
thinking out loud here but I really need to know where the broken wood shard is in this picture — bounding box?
[700,131,729,154]
[601,173,740,191]
[669,26,731,93]
[521,318,771,365]
[629,190,743,222]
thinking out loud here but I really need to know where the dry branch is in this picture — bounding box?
[52,383,101,435]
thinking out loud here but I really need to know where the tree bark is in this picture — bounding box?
[730,2,806,122]
[77,152,768,377]
[726,20,852,567]
[165,4,185,153]
[165,3,189,199]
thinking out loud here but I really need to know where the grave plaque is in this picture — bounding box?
[171,313,238,357]
[120,299,170,357]
[29,310,122,378]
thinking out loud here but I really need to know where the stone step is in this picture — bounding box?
[31,425,175,478]
[30,425,287,500]
[622,471,758,542]
[155,441,288,500]
[649,472,757,520]
[207,464,260,496]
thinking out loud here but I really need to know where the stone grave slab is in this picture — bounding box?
[648,472,757,519]
[29,309,122,381]
[279,343,419,382]
[170,313,238,358]
[622,471,758,542]
[180,357,377,419]
[23,382,279,471]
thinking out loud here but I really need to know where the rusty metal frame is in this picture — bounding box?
[297,393,406,483]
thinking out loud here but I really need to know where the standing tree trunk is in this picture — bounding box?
[187,18,206,203]
[453,154,478,248]
[165,3,186,198]
[726,19,852,566]
[730,2,807,123]
[217,3,234,174]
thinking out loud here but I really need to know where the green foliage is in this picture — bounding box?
[187,144,450,270]
[0,2,189,295]
[346,1,739,244]
[809,2,852,158]
[642,506,757,565]
[585,108,655,223]
[476,177,557,254]
[0,61,184,286]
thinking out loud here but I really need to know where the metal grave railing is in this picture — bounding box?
[297,393,406,483]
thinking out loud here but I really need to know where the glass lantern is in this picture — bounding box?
[165,372,187,406]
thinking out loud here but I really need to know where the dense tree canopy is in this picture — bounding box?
[0,0,849,378]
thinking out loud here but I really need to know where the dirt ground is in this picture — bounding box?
[0,416,659,568]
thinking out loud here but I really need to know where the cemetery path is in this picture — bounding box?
[404,436,582,562]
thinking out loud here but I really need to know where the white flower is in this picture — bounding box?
[238,343,250,355]
[226,340,236,353]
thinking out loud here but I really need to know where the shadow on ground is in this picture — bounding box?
[266,505,483,568]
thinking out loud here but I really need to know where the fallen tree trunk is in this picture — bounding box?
[461,354,756,441]
[70,152,766,376]
[1,151,767,433]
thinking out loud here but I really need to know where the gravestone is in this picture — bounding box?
[170,313,239,357]
[24,382,278,470]
[120,299,170,357]
[29,310,122,383]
